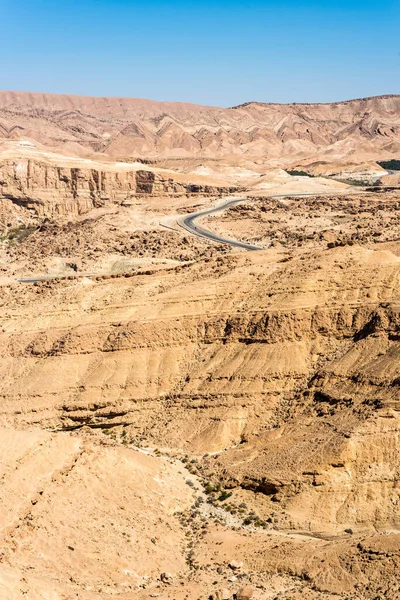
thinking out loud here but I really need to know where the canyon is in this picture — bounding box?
[0,92,399,599]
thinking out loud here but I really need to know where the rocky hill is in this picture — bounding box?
[0,91,399,162]
[0,229,400,598]
[0,158,237,217]
[1,89,400,599]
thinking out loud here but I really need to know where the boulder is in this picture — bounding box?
[236,586,254,600]
[228,560,243,570]
[160,572,174,585]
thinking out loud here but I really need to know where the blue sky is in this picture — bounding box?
[1,0,399,106]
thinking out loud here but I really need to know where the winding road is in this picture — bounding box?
[179,193,334,250]
[17,190,360,283]
[179,197,263,251]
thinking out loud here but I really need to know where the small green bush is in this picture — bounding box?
[218,490,232,502]
[0,225,37,244]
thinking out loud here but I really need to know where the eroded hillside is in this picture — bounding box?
[0,91,400,162]
[0,182,399,597]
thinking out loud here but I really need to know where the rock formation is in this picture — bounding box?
[0,158,238,216]
[0,91,399,161]
[0,90,400,599]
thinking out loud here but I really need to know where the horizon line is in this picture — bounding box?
[0,89,399,110]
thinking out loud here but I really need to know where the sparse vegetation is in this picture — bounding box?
[330,178,371,187]
[285,169,313,177]
[377,159,400,171]
[217,490,232,502]
[0,225,37,244]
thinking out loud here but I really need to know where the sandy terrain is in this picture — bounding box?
[0,182,400,597]
[203,191,400,250]
[0,91,400,599]
[0,228,399,598]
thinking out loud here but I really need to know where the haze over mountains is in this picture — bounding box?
[0,91,399,162]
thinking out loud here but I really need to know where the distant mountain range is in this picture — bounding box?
[0,91,399,162]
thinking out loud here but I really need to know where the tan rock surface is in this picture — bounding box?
[0,205,399,596]
[0,157,238,217]
[0,91,399,162]
[0,428,194,598]
[0,92,400,597]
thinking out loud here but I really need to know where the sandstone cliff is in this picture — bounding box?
[1,244,399,537]
[0,159,237,216]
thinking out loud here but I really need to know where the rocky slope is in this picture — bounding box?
[0,208,400,597]
[204,192,400,249]
[0,137,400,600]
[0,91,399,161]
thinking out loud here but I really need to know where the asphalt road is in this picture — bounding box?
[179,193,329,250]
[179,197,263,250]
[17,190,362,283]
[17,274,95,284]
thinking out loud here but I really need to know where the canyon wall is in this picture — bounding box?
[0,159,237,216]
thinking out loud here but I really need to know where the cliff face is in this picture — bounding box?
[0,159,236,216]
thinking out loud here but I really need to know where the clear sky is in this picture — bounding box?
[1,0,399,107]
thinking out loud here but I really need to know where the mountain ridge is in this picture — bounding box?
[1,89,399,108]
[230,93,400,109]
[0,90,399,162]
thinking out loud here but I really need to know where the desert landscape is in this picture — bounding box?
[0,90,399,599]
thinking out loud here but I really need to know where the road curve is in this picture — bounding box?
[179,191,363,251]
[17,190,360,283]
[179,197,263,251]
